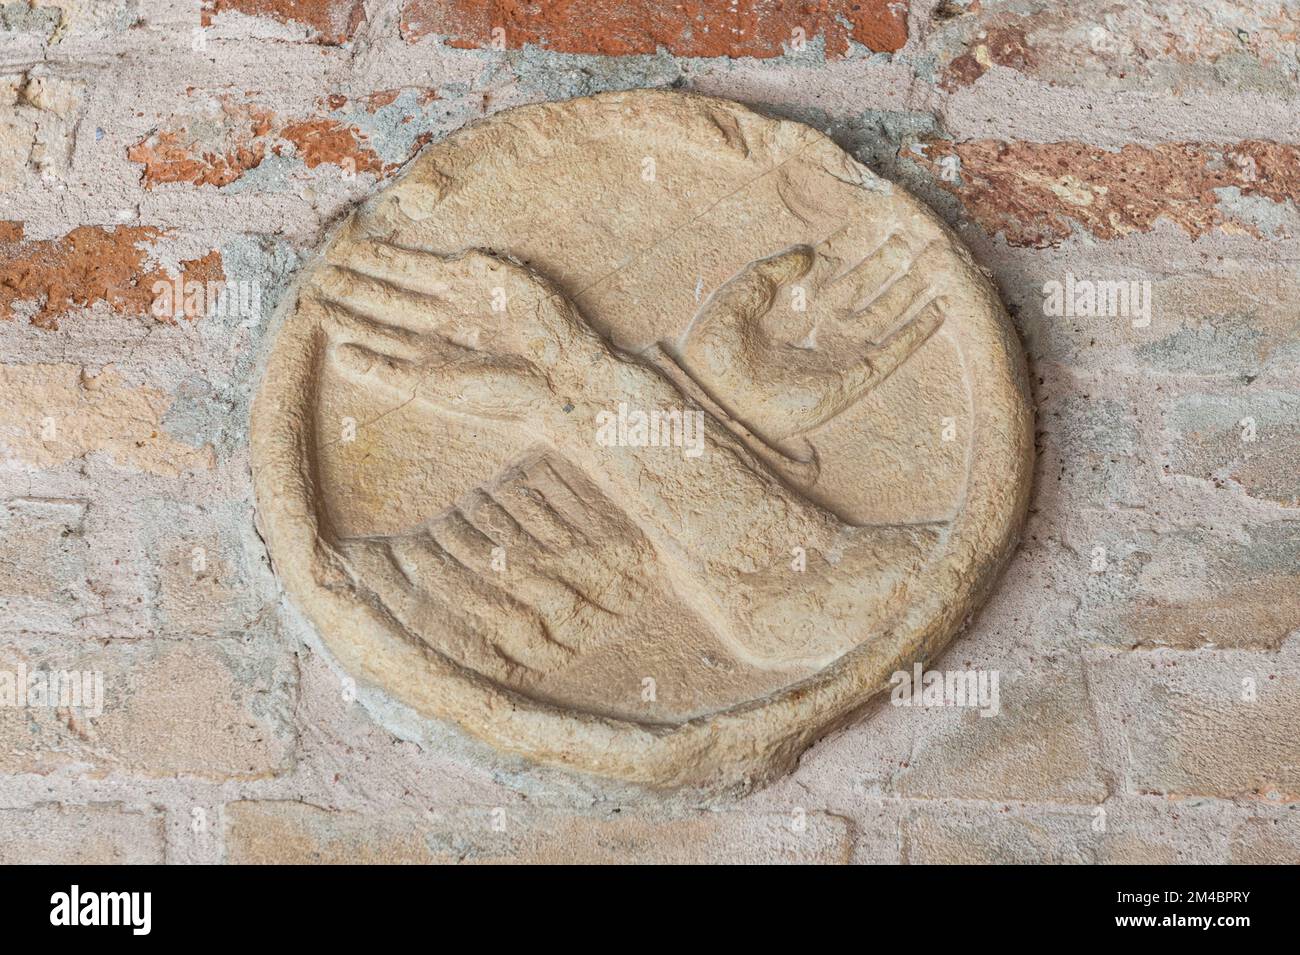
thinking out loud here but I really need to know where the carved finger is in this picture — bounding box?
[331,338,547,421]
[331,340,430,397]
[491,470,582,550]
[437,509,501,565]
[311,264,462,339]
[331,239,545,318]
[428,514,591,650]
[785,298,946,436]
[326,237,455,298]
[461,500,591,625]
[389,534,574,670]
[522,456,598,528]
[309,297,426,362]
[834,297,947,409]
[823,233,911,308]
[397,534,506,624]
[453,504,614,633]
[336,537,486,644]
[463,488,536,551]
[851,267,933,336]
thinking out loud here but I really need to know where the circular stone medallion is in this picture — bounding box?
[251,90,1032,793]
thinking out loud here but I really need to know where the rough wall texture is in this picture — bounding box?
[0,0,1296,863]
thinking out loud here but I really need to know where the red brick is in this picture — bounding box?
[400,0,909,57]
[126,99,274,189]
[930,1,1300,93]
[914,138,1300,247]
[275,119,384,175]
[0,224,223,330]
[127,95,430,189]
[202,0,367,44]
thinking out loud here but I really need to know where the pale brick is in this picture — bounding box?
[913,136,1300,246]
[1134,273,1300,378]
[1038,385,1147,507]
[0,498,92,632]
[0,632,296,780]
[901,804,1097,864]
[1073,523,1300,651]
[1229,811,1300,863]
[893,661,1109,803]
[0,71,84,189]
[1088,650,1300,801]
[1163,391,1300,507]
[225,801,436,865]
[26,1,139,37]
[225,801,853,864]
[1008,271,1300,396]
[0,804,164,864]
[1093,798,1240,864]
[924,0,1300,95]
[0,3,63,35]
[0,364,214,475]
[141,499,266,636]
[901,798,1239,864]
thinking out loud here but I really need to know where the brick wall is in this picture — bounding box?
[0,0,1295,863]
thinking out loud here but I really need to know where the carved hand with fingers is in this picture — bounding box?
[302,236,841,568]
[337,450,659,679]
[673,231,948,462]
[302,235,943,668]
[304,240,600,428]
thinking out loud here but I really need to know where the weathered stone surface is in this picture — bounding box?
[224,800,853,864]
[251,90,1032,792]
[0,0,1296,864]
[1036,386,1147,508]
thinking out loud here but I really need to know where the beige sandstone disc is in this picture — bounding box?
[251,90,1033,793]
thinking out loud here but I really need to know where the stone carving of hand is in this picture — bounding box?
[300,236,938,670]
[674,231,948,462]
[306,240,597,427]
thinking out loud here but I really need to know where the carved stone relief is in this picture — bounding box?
[251,90,1033,793]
